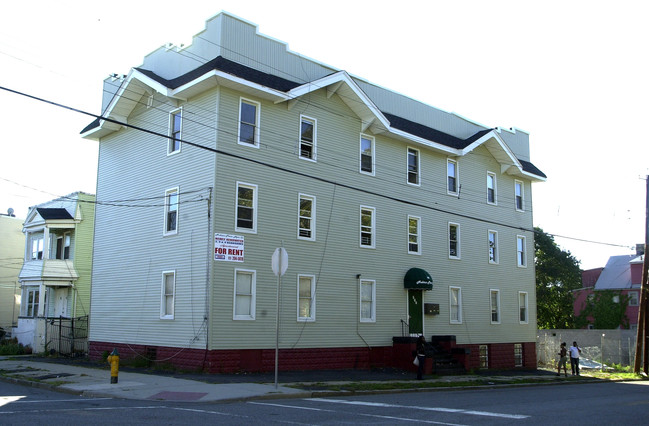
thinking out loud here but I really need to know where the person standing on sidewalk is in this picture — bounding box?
[416,335,426,380]
[569,341,582,375]
[557,342,568,377]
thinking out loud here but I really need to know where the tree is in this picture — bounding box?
[574,290,629,329]
[535,227,582,329]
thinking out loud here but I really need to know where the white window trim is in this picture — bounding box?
[360,206,376,249]
[490,289,501,324]
[448,222,460,260]
[487,171,497,205]
[449,286,462,324]
[161,270,175,320]
[297,193,316,241]
[235,182,258,234]
[299,115,317,162]
[519,291,529,324]
[488,230,499,264]
[163,187,179,236]
[447,158,459,195]
[297,274,316,322]
[479,345,489,369]
[360,134,375,176]
[515,180,525,212]
[407,147,420,186]
[238,97,260,148]
[360,279,376,323]
[233,269,256,321]
[167,107,182,156]
[408,215,421,255]
[517,235,527,268]
[23,287,39,317]
[514,343,523,367]
[628,291,639,306]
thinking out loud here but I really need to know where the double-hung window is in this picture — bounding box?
[298,194,315,241]
[488,230,498,264]
[450,286,462,324]
[360,206,375,248]
[408,215,421,254]
[234,269,256,320]
[447,158,458,194]
[31,235,43,260]
[360,279,376,322]
[490,289,500,324]
[360,134,375,175]
[448,222,460,259]
[629,291,639,306]
[407,148,419,185]
[517,235,527,267]
[514,344,523,367]
[161,271,175,319]
[299,116,316,160]
[487,172,497,204]
[238,98,260,147]
[519,292,528,323]
[515,180,524,211]
[168,108,182,155]
[164,187,179,235]
[298,274,316,321]
[54,233,71,260]
[236,182,257,233]
[25,288,39,317]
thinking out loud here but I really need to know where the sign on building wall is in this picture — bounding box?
[214,233,244,262]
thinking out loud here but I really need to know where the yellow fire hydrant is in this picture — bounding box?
[107,348,119,384]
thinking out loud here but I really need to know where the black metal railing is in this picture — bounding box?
[45,315,88,357]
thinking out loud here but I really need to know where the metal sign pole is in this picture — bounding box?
[272,242,287,389]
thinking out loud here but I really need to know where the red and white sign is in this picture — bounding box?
[214,233,244,262]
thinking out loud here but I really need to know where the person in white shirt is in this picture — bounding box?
[569,341,582,376]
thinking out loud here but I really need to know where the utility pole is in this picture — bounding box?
[634,176,649,374]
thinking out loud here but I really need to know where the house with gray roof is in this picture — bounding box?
[15,192,95,352]
[82,12,545,372]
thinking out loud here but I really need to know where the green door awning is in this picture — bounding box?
[404,268,433,290]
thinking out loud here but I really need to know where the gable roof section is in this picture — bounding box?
[82,55,545,181]
[36,208,73,220]
[594,255,635,290]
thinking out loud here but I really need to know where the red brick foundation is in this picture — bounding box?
[89,341,393,373]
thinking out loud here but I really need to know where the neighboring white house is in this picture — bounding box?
[0,211,24,336]
[82,12,545,372]
[15,192,95,353]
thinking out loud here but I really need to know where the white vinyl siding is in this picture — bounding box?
[298,274,316,322]
[297,193,315,241]
[234,269,256,320]
[238,97,260,147]
[168,108,182,155]
[360,206,376,248]
[408,215,421,254]
[164,187,179,236]
[299,115,316,161]
[360,134,375,175]
[360,279,376,322]
[161,271,175,319]
[236,182,257,233]
[450,286,462,324]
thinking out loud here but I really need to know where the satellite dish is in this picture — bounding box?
[7,208,14,217]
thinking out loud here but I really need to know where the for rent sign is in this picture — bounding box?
[214,233,244,262]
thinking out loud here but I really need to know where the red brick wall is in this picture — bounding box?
[457,342,536,370]
[89,341,393,373]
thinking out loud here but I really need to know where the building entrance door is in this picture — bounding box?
[408,289,423,335]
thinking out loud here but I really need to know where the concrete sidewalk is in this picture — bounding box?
[0,356,576,403]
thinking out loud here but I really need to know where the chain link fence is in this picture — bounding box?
[537,329,637,369]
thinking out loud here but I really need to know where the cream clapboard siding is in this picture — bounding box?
[205,85,537,350]
[72,193,95,317]
[90,90,216,349]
